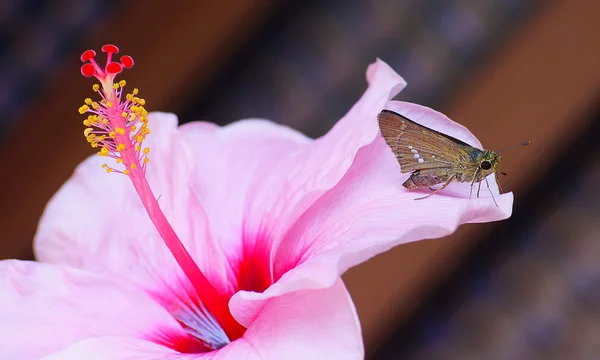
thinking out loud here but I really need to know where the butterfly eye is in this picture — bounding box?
[480,160,492,170]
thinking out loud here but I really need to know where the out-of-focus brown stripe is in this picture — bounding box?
[0,1,273,259]
[342,0,600,355]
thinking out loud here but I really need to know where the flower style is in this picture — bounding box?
[0,45,512,359]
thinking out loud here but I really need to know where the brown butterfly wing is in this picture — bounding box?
[378,110,477,174]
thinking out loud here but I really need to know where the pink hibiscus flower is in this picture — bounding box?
[0,45,512,359]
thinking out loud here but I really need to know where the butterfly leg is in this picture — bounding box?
[495,172,504,194]
[477,181,482,198]
[469,169,480,200]
[415,176,455,200]
[485,177,499,207]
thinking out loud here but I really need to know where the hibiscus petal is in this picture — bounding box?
[230,101,513,321]
[238,279,363,359]
[179,119,312,295]
[0,260,186,360]
[42,337,186,360]
[179,59,406,294]
[47,279,362,360]
[44,337,261,360]
[42,336,199,360]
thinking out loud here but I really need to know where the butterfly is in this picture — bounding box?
[378,109,528,206]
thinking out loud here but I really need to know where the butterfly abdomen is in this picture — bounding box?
[402,170,449,189]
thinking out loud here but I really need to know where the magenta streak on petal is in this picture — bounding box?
[235,229,272,293]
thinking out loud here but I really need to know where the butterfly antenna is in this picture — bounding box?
[497,141,530,153]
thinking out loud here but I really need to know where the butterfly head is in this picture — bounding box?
[477,150,502,178]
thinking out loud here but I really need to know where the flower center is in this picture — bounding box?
[78,45,246,351]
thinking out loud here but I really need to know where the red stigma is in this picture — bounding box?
[121,55,134,68]
[80,49,96,62]
[106,62,123,74]
[80,63,95,77]
[101,44,119,54]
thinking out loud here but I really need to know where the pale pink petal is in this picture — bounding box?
[45,280,361,360]
[179,59,405,293]
[42,338,191,360]
[178,119,312,295]
[0,260,186,360]
[34,112,231,295]
[236,279,363,360]
[230,101,513,321]
[44,336,261,360]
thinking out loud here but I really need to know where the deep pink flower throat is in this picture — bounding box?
[78,44,246,347]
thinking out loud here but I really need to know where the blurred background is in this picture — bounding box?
[1,0,600,358]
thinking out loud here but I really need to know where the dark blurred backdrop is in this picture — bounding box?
[1,1,600,358]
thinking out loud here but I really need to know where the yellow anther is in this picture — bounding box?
[121,112,128,118]
[130,164,136,169]
[126,94,133,101]
[108,131,116,138]
[92,84,100,92]
[137,135,143,143]
[83,119,91,126]
[106,102,113,108]
[131,125,137,132]
[113,83,119,90]
[138,98,146,106]
[101,164,108,169]
[83,128,93,137]
[119,80,126,87]
[99,147,109,156]
[143,147,150,154]
[144,158,150,164]
[123,169,130,175]
[128,113,136,122]
[86,134,96,142]
[116,127,126,135]
[98,135,107,141]
[106,168,113,173]
[117,143,126,152]
[91,102,99,110]
[133,88,139,95]
[102,119,108,125]
[84,98,93,105]
[135,144,140,152]
[78,105,89,114]
[116,158,123,163]
[91,142,98,148]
